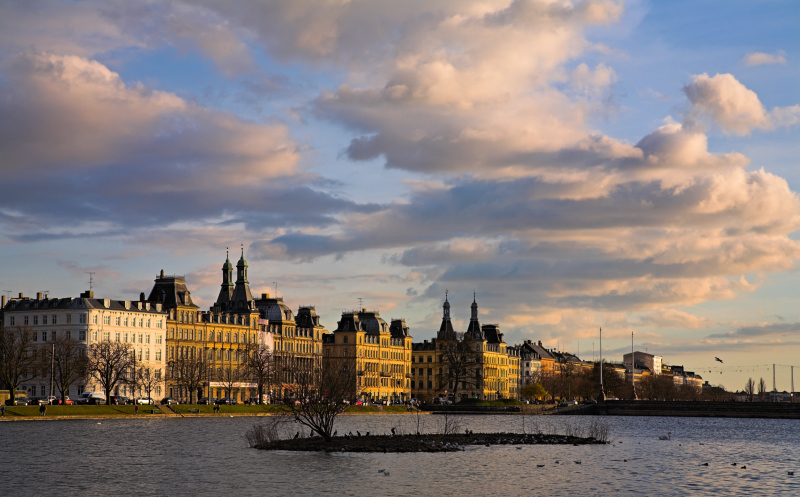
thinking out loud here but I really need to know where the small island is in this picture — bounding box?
[251,431,607,453]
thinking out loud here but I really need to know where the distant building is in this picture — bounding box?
[3,291,167,400]
[323,308,411,403]
[623,351,662,376]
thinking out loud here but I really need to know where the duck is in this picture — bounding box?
[658,432,672,441]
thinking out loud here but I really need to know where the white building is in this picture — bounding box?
[2,291,167,400]
[623,351,662,376]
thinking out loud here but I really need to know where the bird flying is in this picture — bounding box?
[715,357,723,363]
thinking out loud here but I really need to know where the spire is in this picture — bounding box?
[437,290,456,340]
[466,291,484,340]
[230,245,254,311]
[216,248,235,307]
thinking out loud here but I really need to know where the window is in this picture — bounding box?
[79,314,85,324]
[103,316,110,325]
[42,332,47,341]
[145,349,150,360]
[24,316,29,325]
[132,317,136,327]
[92,331,98,341]
[146,334,150,344]
[33,316,38,325]
[66,330,71,339]
[42,315,47,325]
[233,333,238,343]
[103,332,110,341]
[344,336,348,344]
[8,317,14,326]
[138,349,142,361]
[156,335,162,345]
[33,332,37,342]
[169,347,174,359]
[139,319,143,327]
[139,334,143,344]
[156,350,162,361]
[115,332,120,342]
[80,331,86,341]
[225,333,230,343]
[225,350,231,361]
[217,349,223,360]
[91,315,95,324]
[116,317,120,326]
[147,319,151,328]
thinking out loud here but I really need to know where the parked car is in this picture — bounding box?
[160,397,178,406]
[77,392,106,405]
[51,396,74,405]
[110,396,130,405]
[136,397,154,405]
[215,398,238,405]
[197,397,216,405]
[5,397,29,406]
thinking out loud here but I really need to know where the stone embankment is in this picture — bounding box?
[567,400,800,419]
[255,432,605,453]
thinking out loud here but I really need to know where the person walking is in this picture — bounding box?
[2,404,6,417]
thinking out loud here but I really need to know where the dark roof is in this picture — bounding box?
[295,306,322,329]
[335,310,388,335]
[4,296,166,314]
[481,324,503,344]
[146,271,198,309]
[412,340,437,351]
[389,318,410,338]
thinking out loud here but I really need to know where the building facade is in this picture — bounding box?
[2,291,167,399]
[323,309,412,403]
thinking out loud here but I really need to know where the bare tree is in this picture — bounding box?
[87,341,133,404]
[244,342,273,404]
[217,364,242,401]
[0,326,37,404]
[744,377,755,402]
[437,334,481,402]
[758,377,767,401]
[284,356,357,441]
[168,352,207,403]
[47,336,88,403]
[136,366,161,402]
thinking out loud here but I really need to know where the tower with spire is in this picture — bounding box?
[229,245,254,311]
[465,291,484,340]
[215,248,234,308]
[437,290,457,340]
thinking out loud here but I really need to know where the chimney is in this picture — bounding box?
[37,292,43,300]
[140,292,145,302]
[262,293,268,299]
[19,292,24,298]
[160,269,165,278]
[1,295,5,308]
[80,290,94,299]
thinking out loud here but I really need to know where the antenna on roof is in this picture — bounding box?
[40,290,50,298]
[86,272,95,291]
[358,297,363,310]
[273,281,278,298]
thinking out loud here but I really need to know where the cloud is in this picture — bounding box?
[683,73,800,134]
[707,322,800,340]
[635,308,716,329]
[0,51,375,237]
[742,51,787,67]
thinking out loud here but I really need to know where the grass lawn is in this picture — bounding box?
[172,404,291,415]
[2,404,166,417]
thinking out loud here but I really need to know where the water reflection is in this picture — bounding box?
[2,415,799,496]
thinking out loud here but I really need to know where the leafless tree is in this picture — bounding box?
[217,364,242,401]
[0,326,37,404]
[758,377,767,401]
[168,350,207,403]
[284,356,357,441]
[744,378,755,402]
[87,341,133,404]
[437,334,481,402]
[243,342,274,404]
[45,336,88,403]
[638,375,677,401]
[136,366,161,402]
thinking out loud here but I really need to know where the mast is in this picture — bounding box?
[631,331,636,400]
[599,327,605,401]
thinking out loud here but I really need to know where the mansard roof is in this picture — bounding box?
[147,270,198,309]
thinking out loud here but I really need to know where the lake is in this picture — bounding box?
[2,414,799,496]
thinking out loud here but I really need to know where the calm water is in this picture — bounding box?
[2,414,799,496]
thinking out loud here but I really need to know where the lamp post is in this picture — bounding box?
[598,327,605,401]
[631,331,637,400]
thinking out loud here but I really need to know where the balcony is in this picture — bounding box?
[380,372,391,377]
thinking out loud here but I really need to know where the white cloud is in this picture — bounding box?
[742,51,787,66]
[683,73,800,135]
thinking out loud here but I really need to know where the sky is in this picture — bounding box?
[1,0,799,392]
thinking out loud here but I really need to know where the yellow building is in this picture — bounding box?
[410,294,519,402]
[151,250,263,402]
[323,309,412,403]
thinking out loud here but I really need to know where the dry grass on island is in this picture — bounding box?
[246,418,610,453]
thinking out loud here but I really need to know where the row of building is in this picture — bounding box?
[1,250,700,403]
